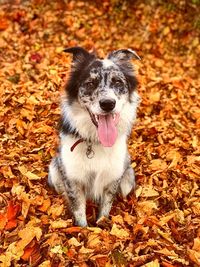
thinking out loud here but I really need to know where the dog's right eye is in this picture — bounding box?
[85,80,96,90]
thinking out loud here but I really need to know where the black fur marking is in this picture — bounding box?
[79,60,103,83]
[118,64,138,94]
[65,60,104,104]
[64,47,91,62]
[59,117,79,137]
[65,53,102,104]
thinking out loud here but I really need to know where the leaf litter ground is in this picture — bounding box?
[0,1,200,266]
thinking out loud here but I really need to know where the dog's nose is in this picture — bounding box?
[99,98,116,112]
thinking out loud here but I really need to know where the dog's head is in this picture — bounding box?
[64,47,140,147]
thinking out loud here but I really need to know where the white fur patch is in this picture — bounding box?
[60,134,127,200]
[102,59,115,68]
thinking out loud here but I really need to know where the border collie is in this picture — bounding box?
[48,47,140,226]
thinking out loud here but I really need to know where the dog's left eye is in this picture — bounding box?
[112,78,123,87]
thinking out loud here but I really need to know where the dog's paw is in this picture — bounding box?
[75,220,88,227]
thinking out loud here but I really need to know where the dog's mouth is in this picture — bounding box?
[88,110,120,147]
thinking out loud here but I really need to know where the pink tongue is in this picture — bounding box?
[97,114,118,147]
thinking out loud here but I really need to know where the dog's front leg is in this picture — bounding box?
[120,166,135,197]
[67,180,87,227]
[97,179,120,221]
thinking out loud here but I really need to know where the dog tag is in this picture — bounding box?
[86,141,94,159]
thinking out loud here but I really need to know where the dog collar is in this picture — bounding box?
[70,138,95,159]
[70,138,84,152]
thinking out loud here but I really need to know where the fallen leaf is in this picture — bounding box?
[79,246,94,254]
[68,237,81,247]
[141,185,159,197]
[37,198,51,212]
[149,159,167,171]
[137,201,158,217]
[50,219,71,229]
[87,233,101,249]
[0,16,9,30]
[110,224,129,239]
[64,226,82,234]
[143,259,160,266]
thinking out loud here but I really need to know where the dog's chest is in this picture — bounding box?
[60,134,127,198]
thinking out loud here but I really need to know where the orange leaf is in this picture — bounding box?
[7,201,20,221]
[21,240,41,263]
[0,214,7,230]
[21,246,36,261]
[38,198,51,212]
[0,17,9,31]
[161,262,177,267]
[64,226,82,234]
[5,219,17,230]
[66,248,76,258]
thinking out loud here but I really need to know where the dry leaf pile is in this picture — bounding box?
[0,0,200,266]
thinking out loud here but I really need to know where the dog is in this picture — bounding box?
[48,47,140,226]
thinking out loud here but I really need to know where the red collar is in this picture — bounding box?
[70,138,84,152]
[70,138,95,159]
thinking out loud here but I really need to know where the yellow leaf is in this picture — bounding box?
[50,219,70,229]
[87,233,101,249]
[157,229,173,243]
[68,237,81,247]
[38,261,51,267]
[55,47,63,53]
[110,224,129,239]
[87,227,102,234]
[141,185,159,197]
[193,237,200,251]
[18,166,40,180]
[136,186,143,198]
[148,91,161,102]
[137,201,158,217]
[25,171,40,180]
[156,247,178,257]
[166,150,182,168]
[192,202,200,215]
[79,246,94,254]
[159,213,175,226]
[28,95,39,105]
[149,159,167,171]
[111,215,124,225]
[187,249,200,265]
[143,259,160,266]
[48,203,64,219]
[163,26,170,35]
[0,253,12,267]
[50,245,63,254]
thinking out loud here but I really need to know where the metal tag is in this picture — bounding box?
[86,141,94,159]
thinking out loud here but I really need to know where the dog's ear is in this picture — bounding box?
[64,47,95,64]
[107,49,141,63]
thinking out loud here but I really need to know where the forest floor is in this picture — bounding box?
[0,0,200,266]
